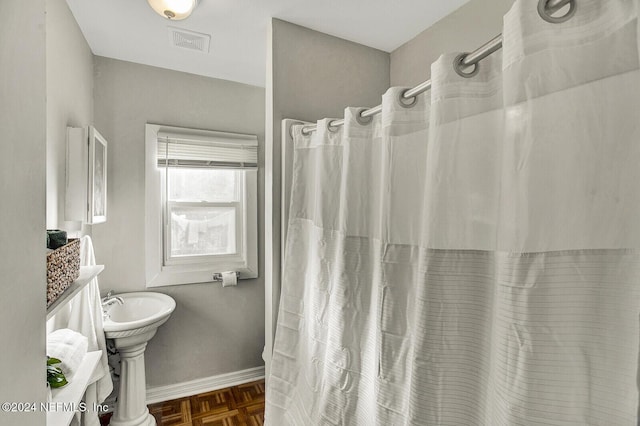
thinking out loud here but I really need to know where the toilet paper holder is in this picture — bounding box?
[212,272,240,282]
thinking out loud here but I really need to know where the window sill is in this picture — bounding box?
[146,265,258,288]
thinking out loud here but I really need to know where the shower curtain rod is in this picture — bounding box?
[301,0,572,135]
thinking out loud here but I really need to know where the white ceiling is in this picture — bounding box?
[66,0,470,88]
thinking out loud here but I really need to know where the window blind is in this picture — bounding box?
[157,129,258,168]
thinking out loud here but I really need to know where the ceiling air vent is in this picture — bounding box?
[168,27,211,53]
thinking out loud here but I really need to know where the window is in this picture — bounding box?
[165,168,240,263]
[145,124,258,287]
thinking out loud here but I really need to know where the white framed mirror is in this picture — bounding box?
[88,126,107,224]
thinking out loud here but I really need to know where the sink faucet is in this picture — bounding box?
[101,290,124,318]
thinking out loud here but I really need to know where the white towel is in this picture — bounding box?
[47,328,88,380]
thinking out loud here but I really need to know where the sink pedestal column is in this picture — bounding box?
[110,340,156,426]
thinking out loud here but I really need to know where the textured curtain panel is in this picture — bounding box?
[266,1,640,425]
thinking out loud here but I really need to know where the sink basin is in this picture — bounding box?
[103,292,176,337]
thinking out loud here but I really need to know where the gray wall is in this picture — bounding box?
[265,19,390,377]
[390,0,514,86]
[92,57,265,387]
[0,1,47,424]
[46,0,94,230]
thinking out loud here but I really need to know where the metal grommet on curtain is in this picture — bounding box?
[398,89,418,108]
[355,108,373,125]
[289,121,305,139]
[327,120,340,133]
[300,126,313,136]
[453,53,480,78]
[538,0,576,24]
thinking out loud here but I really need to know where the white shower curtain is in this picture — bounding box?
[266,1,640,424]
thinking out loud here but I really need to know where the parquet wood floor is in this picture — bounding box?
[148,380,265,426]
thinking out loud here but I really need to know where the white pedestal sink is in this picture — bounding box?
[103,292,176,426]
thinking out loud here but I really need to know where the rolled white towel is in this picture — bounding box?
[47,328,88,380]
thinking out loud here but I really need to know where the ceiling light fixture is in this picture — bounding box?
[147,0,199,20]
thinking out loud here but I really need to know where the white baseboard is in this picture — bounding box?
[146,365,265,404]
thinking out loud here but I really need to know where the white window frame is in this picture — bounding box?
[145,123,258,287]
